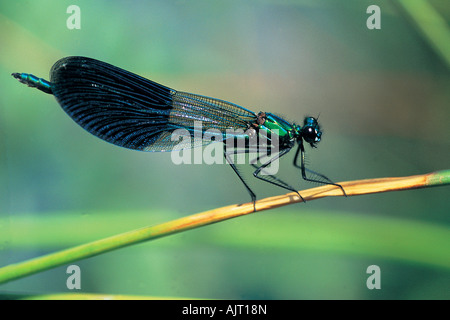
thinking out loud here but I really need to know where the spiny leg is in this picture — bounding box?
[293,143,347,196]
[223,148,257,210]
[252,147,305,202]
[249,150,292,188]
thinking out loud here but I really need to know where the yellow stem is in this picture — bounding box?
[0,170,448,285]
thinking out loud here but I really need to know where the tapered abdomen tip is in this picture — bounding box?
[11,72,53,94]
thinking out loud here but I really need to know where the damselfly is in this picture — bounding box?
[12,56,345,207]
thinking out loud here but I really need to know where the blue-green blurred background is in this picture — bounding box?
[0,0,449,299]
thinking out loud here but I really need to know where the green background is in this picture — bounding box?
[0,0,449,299]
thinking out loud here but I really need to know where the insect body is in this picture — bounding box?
[12,56,345,207]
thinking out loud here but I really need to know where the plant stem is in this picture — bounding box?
[0,169,448,285]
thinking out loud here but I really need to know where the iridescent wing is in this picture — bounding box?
[50,56,257,152]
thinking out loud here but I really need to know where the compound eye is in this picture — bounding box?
[303,126,319,144]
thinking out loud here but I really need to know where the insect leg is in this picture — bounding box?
[293,143,347,196]
[223,147,258,210]
[252,147,305,202]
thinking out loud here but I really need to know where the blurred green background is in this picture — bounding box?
[0,0,449,299]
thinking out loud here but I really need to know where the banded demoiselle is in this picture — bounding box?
[12,56,345,208]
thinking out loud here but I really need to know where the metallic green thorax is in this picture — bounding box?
[249,112,322,150]
[256,112,297,146]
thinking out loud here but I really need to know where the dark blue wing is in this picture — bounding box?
[50,56,256,151]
